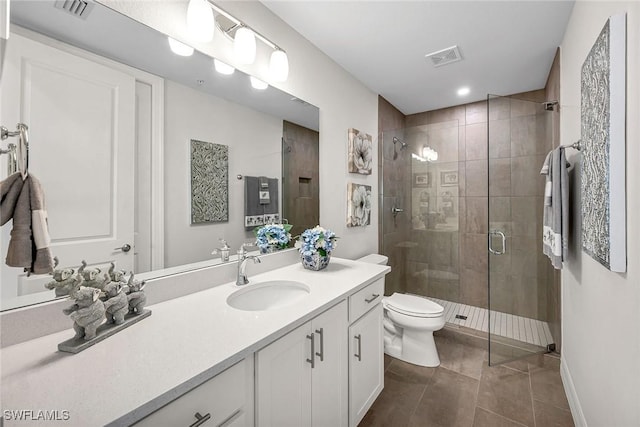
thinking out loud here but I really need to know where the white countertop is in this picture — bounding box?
[1,258,390,427]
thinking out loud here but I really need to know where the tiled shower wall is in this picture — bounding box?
[378,96,408,296]
[379,82,560,336]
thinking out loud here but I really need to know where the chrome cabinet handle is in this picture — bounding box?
[315,328,324,361]
[114,243,132,253]
[488,230,506,255]
[189,412,211,427]
[365,294,380,303]
[354,334,362,361]
[306,333,315,368]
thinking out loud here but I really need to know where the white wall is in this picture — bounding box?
[164,80,282,267]
[560,2,640,426]
[99,0,379,260]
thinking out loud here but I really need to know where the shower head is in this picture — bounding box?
[393,136,408,150]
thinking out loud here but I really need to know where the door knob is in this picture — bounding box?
[114,243,132,253]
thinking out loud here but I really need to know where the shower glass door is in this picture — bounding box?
[487,94,555,365]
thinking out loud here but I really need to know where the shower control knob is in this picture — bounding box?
[392,207,404,214]
[114,243,132,253]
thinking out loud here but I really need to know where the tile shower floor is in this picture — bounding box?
[429,297,554,348]
[360,333,575,427]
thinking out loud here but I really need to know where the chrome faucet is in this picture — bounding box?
[236,246,261,286]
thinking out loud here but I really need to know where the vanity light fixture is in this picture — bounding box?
[234,26,257,64]
[187,0,215,42]
[167,37,194,57]
[202,1,290,82]
[250,76,268,90]
[214,58,235,75]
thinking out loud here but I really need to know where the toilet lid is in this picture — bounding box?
[384,293,444,317]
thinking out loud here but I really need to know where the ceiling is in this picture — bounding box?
[263,1,575,115]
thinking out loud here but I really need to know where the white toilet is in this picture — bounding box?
[382,293,445,367]
[356,254,445,368]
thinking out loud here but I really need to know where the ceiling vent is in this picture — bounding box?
[425,45,463,67]
[54,0,93,19]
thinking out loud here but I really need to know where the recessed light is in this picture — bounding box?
[457,87,470,96]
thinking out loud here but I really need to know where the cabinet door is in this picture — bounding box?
[256,322,313,427]
[349,304,384,427]
[311,300,348,427]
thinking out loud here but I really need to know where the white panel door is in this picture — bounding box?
[256,322,313,427]
[311,300,348,427]
[349,304,384,427]
[0,32,135,299]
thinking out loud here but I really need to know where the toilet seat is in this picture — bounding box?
[383,293,444,318]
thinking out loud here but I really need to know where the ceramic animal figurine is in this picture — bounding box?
[78,260,109,290]
[107,262,127,284]
[103,282,128,325]
[62,286,105,340]
[126,272,147,315]
[44,257,83,297]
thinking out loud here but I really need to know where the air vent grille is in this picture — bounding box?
[425,45,463,67]
[54,0,93,19]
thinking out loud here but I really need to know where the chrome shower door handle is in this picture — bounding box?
[488,230,506,255]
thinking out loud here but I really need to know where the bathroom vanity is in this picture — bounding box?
[0,258,389,427]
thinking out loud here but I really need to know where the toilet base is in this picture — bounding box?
[383,328,441,367]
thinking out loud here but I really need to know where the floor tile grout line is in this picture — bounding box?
[474,405,531,427]
[531,397,573,414]
[406,370,433,424]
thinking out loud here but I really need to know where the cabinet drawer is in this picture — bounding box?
[349,278,384,323]
[135,357,253,427]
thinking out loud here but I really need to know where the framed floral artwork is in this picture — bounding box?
[348,128,373,175]
[413,172,431,187]
[440,170,458,187]
[347,182,372,227]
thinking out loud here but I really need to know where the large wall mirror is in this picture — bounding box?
[0,0,319,311]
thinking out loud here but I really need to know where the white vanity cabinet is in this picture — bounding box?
[134,357,254,427]
[348,279,385,427]
[256,300,348,427]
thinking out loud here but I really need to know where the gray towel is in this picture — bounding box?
[244,176,279,230]
[0,172,24,226]
[540,147,569,269]
[3,174,54,275]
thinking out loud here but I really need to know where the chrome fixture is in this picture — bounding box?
[236,245,261,285]
[391,206,404,217]
[392,136,408,149]
[542,100,559,111]
[563,140,582,151]
[1,123,29,178]
[488,230,507,255]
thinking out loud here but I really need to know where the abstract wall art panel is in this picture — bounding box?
[347,128,373,175]
[347,182,372,227]
[191,139,229,224]
[580,13,626,272]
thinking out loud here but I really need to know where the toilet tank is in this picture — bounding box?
[357,254,388,265]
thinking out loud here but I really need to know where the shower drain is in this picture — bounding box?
[455,314,468,320]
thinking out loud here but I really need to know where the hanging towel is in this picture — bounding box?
[0,172,24,226]
[3,173,54,275]
[244,176,280,230]
[540,147,569,269]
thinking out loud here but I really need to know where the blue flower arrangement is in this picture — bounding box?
[298,226,338,257]
[254,224,293,253]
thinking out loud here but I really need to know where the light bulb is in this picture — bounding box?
[187,0,214,42]
[167,37,194,56]
[234,27,256,64]
[214,59,235,75]
[270,49,289,82]
[457,86,470,96]
[250,76,268,90]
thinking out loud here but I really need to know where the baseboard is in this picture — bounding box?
[560,356,587,427]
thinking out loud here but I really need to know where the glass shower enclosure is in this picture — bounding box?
[380,94,556,366]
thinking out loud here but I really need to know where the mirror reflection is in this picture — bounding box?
[0,0,319,310]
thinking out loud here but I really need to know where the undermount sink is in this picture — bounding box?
[227,280,310,311]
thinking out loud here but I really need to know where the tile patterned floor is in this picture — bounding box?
[359,332,574,427]
[429,297,554,348]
